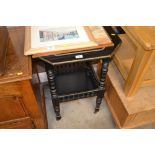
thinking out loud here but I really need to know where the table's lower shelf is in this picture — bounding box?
[46,62,99,102]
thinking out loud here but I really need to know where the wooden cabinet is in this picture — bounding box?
[103,27,155,128]
[0,26,8,76]
[0,96,27,122]
[105,62,155,128]
[0,27,47,129]
[0,83,35,129]
[114,26,155,96]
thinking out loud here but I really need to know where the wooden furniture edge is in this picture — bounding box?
[122,26,152,51]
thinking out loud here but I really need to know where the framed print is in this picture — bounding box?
[31,26,90,48]
[24,26,113,56]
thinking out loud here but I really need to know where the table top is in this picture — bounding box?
[0,27,32,84]
[29,26,114,58]
[123,26,155,50]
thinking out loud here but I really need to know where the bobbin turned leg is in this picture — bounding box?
[52,98,61,120]
[46,64,61,120]
[95,60,110,113]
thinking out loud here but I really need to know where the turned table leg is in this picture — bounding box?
[95,59,110,113]
[46,64,61,120]
[52,98,61,120]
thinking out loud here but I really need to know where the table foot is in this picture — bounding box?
[53,101,61,120]
[94,108,100,113]
[94,96,102,113]
[56,115,62,120]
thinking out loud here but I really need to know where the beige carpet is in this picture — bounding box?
[44,86,155,129]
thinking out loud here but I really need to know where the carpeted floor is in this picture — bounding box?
[44,86,155,129]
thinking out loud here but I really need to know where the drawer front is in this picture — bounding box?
[41,47,113,65]
[0,82,21,97]
[0,96,27,122]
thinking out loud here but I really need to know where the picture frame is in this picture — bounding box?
[24,26,113,57]
[31,26,90,48]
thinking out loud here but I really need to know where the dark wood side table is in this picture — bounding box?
[33,27,121,120]
[0,27,48,128]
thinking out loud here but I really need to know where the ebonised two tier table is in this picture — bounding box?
[32,27,121,120]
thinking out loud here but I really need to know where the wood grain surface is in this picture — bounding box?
[123,26,155,50]
[114,27,155,96]
[105,62,155,128]
[0,26,9,76]
[0,27,32,84]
